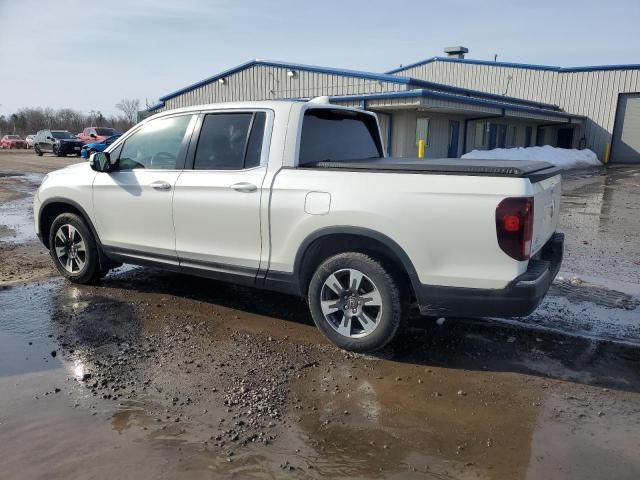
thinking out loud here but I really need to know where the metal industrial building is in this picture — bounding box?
[148,48,640,163]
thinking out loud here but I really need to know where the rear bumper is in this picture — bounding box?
[415,232,564,318]
[59,143,83,154]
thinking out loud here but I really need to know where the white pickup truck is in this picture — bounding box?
[34,100,563,352]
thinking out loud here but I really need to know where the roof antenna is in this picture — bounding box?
[494,54,498,62]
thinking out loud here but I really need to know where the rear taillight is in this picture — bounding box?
[496,197,534,261]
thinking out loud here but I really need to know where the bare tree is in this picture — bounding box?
[0,106,136,137]
[115,98,140,126]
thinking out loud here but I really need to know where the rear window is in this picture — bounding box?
[51,131,74,139]
[298,109,382,165]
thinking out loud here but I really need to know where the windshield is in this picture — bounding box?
[51,131,74,139]
[95,128,119,136]
[7,135,20,139]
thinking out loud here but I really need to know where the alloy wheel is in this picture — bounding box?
[54,224,87,273]
[320,268,383,338]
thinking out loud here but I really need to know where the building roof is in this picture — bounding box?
[154,59,417,105]
[330,90,584,122]
[149,58,560,112]
[386,56,640,74]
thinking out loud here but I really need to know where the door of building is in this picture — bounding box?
[447,120,460,158]
[612,93,640,163]
[557,128,573,148]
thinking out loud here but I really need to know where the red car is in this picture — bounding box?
[78,127,121,144]
[1,135,27,149]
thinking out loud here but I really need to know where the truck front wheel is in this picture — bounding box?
[48,213,102,284]
[307,252,405,353]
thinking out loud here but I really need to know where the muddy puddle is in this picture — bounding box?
[1,269,640,479]
[0,173,43,244]
[0,173,57,285]
[560,165,640,285]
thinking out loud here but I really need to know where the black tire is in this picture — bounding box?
[35,146,43,156]
[53,144,64,157]
[48,213,102,284]
[307,252,405,353]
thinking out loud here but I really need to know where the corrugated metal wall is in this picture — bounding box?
[393,61,640,160]
[158,65,407,112]
[556,69,640,161]
[399,62,558,104]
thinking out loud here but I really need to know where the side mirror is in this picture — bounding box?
[90,133,97,139]
[90,151,113,172]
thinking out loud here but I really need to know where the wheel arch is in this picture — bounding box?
[39,198,97,247]
[293,226,420,299]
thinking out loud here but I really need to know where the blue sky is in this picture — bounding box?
[1,0,639,116]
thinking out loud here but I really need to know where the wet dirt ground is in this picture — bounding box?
[1,149,639,479]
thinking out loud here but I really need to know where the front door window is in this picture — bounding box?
[117,115,192,170]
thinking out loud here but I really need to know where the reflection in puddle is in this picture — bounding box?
[560,165,640,284]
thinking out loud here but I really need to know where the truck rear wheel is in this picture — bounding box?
[307,252,405,353]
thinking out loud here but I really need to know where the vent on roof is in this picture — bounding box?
[444,46,469,59]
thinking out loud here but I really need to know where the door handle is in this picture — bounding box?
[230,182,258,193]
[151,181,172,191]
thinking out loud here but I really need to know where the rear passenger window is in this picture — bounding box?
[194,112,266,170]
[299,109,383,165]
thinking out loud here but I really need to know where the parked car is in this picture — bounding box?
[78,127,121,144]
[34,130,85,157]
[33,100,563,353]
[80,135,122,159]
[25,134,35,149]
[1,135,27,149]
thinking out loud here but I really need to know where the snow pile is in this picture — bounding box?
[462,145,601,170]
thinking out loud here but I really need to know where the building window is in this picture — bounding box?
[416,118,430,147]
[474,121,488,147]
[506,125,517,147]
[536,128,546,146]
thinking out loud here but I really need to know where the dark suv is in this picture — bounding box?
[34,130,84,157]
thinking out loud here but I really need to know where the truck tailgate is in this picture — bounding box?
[531,173,562,255]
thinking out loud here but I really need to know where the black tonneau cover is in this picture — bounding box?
[302,157,560,182]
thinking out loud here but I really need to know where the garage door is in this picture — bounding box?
[612,93,640,164]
